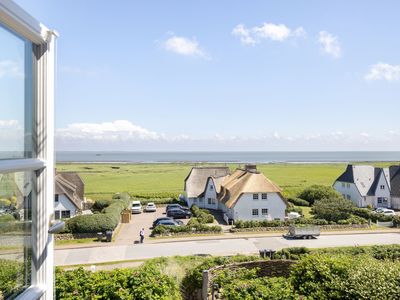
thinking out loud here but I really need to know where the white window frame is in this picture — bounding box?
[253,193,259,200]
[252,208,259,216]
[0,1,57,299]
[261,208,268,215]
[261,193,267,200]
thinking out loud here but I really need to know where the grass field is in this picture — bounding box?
[56,162,397,200]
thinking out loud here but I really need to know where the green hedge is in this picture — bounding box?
[151,224,222,236]
[287,197,310,207]
[0,259,25,299]
[66,199,130,233]
[55,265,181,299]
[190,205,214,224]
[0,214,15,223]
[351,207,393,222]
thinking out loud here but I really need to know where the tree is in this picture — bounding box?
[311,197,355,222]
[298,185,341,205]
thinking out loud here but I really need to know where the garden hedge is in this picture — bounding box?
[190,205,214,224]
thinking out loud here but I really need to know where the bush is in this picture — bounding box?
[151,223,222,237]
[0,259,24,298]
[298,185,341,205]
[286,206,303,216]
[351,207,393,222]
[0,214,15,223]
[66,199,130,233]
[92,199,113,211]
[55,265,181,299]
[273,247,311,260]
[287,197,310,207]
[311,197,355,222]
[190,205,214,224]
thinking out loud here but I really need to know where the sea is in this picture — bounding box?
[56,151,400,164]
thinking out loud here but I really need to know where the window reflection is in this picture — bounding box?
[0,171,32,299]
[0,24,33,159]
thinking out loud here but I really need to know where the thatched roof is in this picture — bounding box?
[218,168,284,208]
[55,172,84,209]
[184,167,230,198]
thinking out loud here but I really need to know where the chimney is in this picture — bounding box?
[244,164,257,173]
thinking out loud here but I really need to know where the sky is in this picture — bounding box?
[6,0,400,151]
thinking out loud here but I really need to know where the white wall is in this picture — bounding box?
[203,179,218,210]
[391,197,400,210]
[373,173,391,208]
[54,194,77,217]
[232,192,286,221]
[333,181,363,207]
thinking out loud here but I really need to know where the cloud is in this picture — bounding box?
[232,22,306,45]
[162,34,209,59]
[0,60,23,79]
[365,63,400,81]
[57,120,160,142]
[318,31,341,58]
[55,120,400,151]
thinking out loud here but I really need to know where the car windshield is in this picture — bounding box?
[132,203,140,207]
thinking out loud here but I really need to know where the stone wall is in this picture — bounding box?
[230,223,369,233]
[54,232,98,241]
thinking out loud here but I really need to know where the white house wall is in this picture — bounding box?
[333,182,363,207]
[54,194,77,217]
[232,192,286,221]
[391,197,400,210]
[372,172,391,208]
[203,179,218,210]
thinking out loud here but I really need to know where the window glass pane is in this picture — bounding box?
[0,171,33,298]
[0,24,33,159]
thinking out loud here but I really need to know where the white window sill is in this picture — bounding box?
[15,285,45,300]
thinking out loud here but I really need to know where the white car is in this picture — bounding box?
[131,201,142,214]
[287,212,301,219]
[375,208,395,216]
[144,202,157,212]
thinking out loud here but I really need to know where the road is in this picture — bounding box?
[55,232,400,266]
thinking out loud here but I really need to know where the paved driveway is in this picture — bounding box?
[115,206,189,244]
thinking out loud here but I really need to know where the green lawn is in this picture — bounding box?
[56,162,397,200]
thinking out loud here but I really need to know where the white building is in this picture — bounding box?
[54,172,84,219]
[184,165,288,222]
[333,164,400,209]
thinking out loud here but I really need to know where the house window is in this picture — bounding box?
[210,185,213,190]
[261,193,267,200]
[342,182,345,188]
[380,185,385,190]
[61,210,71,219]
[55,194,59,202]
[346,195,351,200]
[261,208,268,215]
[208,198,212,204]
[252,209,259,216]
[55,210,60,220]
[346,183,350,188]
[253,194,259,200]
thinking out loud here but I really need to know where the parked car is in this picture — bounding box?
[156,219,183,226]
[131,201,142,214]
[374,208,395,215]
[153,217,173,228]
[144,202,157,212]
[167,208,192,219]
[166,204,189,212]
[287,212,301,219]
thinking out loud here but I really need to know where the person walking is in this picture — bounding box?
[139,228,145,244]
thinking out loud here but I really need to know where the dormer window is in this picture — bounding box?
[210,185,213,191]
[380,185,385,190]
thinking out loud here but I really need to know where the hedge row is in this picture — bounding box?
[55,265,181,299]
[190,205,214,224]
[234,216,368,229]
[151,224,222,237]
[287,197,310,207]
[65,199,130,233]
[0,259,25,299]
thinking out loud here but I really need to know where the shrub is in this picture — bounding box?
[92,199,113,211]
[66,199,130,233]
[351,207,393,222]
[287,197,310,207]
[273,247,311,260]
[55,265,181,299]
[286,206,303,216]
[0,214,15,223]
[0,259,24,298]
[151,223,222,236]
[190,205,214,224]
[298,185,341,205]
[311,197,355,222]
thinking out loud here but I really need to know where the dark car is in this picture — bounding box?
[152,217,173,228]
[166,208,192,219]
[166,204,189,212]
[156,219,183,226]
